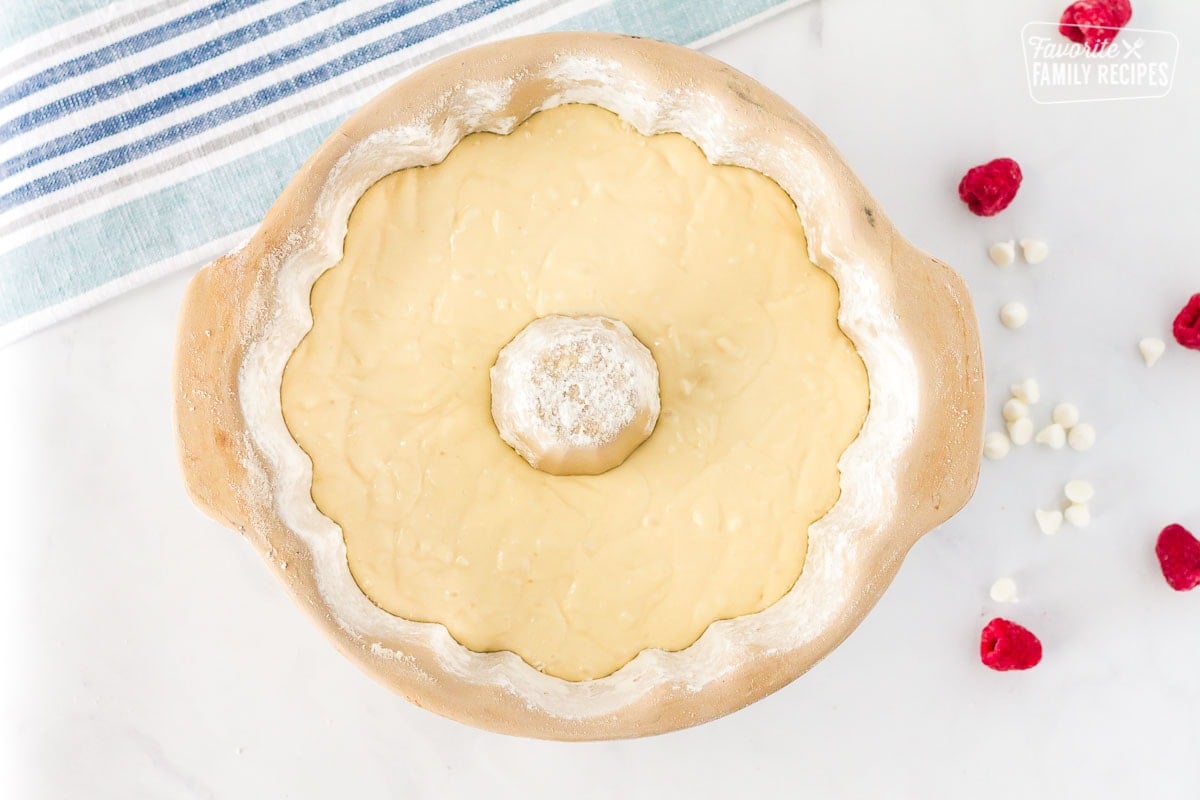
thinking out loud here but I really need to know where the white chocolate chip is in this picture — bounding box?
[1008,417,1034,446]
[1052,403,1081,429]
[1139,337,1166,367]
[1036,508,1064,535]
[1000,301,1029,329]
[988,240,1016,267]
[1011,379,1041,405]
[990,577,1018,603]
[1020,238,1049,264]
[984,432,1011,460]
[1064,479,1095,504]
[1035,423,1067,449]
[1064,503,1091,528]
[1068,422,1096,451]
[1002,398,1030,422]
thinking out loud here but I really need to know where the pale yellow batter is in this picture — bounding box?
[281,104,869,681]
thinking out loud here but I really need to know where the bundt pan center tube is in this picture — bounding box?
[173,32,984,740]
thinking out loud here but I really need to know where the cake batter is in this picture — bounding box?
[281,104,869,681]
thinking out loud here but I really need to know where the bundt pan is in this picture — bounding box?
[174,32,984,740]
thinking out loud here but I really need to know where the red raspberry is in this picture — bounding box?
[958,158,1023,217]
[1173,293,1200,350]
[1060,0,1133,52]
[980,618,1042,671]
[1156,524,1200,592]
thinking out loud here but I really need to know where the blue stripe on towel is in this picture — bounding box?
[0,0,451,178]
[0,0,520,213]
[0,0,356,140]
[0,0,271,108]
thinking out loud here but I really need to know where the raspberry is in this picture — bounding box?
[1155,524,1200,592]
[980,618,1042,671]
[958,158,1023,217]
[1172,293,1200,350]
[1059,0,1133,52]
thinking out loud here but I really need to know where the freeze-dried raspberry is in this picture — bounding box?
[958,158,1023,217]
[1173,293,1200,350]
[1060,0,1133,52]
[1156,524,1200,592]
[980,618,1042,671]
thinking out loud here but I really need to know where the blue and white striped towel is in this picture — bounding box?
[0,0,805,347]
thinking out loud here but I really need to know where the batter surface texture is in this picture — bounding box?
[281,104,869,681]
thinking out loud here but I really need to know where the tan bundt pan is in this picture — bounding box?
[174,33,984,740]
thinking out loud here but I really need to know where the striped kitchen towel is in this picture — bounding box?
[0,0,807,347]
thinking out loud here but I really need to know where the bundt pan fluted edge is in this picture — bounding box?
[173,32,984,740]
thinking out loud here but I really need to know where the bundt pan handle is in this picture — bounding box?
[174,32,984,740]
[175,249,259,536]
[886,242,984,547]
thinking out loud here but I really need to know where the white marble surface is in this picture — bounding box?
[3,1,1199,796]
